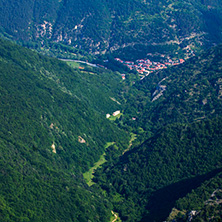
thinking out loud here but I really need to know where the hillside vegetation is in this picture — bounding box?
[1,2,222,218]
[94,44,222,221]
[0,0,222,59]
[0,38,130,221]
[121,44,222,134]
[167,171,222,221]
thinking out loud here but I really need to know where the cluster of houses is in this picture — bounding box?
[115,57,185,80]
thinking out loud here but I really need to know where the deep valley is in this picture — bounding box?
[0,1,222,222]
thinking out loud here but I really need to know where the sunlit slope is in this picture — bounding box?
[0,39,129,221]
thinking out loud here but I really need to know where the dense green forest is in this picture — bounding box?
[94,118,222,221]
[167,171,222,221]
[1,38,222,222]
[1,1,222,220]
[93,44,222,221]
[0,38,130,221]
[119,44,222,135]
[0,0,222,60]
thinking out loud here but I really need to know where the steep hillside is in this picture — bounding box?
[94,118,222,221]
[0,38,130,171]
[93,45,222,221]
[0,38,129,221]
[0,0,222,59]
[121,44,222,135]
[167,172,222,221]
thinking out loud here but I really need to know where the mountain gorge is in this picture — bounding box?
[93,44,222,221]
[0,1,222,221]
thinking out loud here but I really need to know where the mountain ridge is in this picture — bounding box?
[1,0,222,59]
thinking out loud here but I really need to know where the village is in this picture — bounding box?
[115,57,186,80]
[105,56,188,119]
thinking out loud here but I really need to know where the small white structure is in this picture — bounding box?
[106,114,111,118]
[113,110,120,116]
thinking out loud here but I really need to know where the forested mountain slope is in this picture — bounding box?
[122,44,222,135]
[94,44,222,221]
[0,0,222,59]
[167,171,222,221]
[0,38,129,221]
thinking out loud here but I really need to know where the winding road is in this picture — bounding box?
[111,211,118,222]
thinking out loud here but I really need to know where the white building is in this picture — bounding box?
[113,110,120,116]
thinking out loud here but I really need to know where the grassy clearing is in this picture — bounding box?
[108,113,122,121]
[66,61,84,68]
[122,132,137,155]
[66,61,96,75]
[129,132,137,144]
[83,155,106,186]
[83,142,115,186]
[105,142,116,149]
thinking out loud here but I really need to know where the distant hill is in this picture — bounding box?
[93,44,222,221]
[0,0,222,59]
[0,38,129,221]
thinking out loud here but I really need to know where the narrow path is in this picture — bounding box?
[122,133,137,155]
[111,211,118,222]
